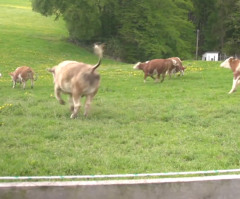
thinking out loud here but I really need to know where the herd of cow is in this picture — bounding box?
[0,43,239,118]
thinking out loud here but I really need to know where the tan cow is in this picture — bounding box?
[9,66,37,89]
[48,44,104,119]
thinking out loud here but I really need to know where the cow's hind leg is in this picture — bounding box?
[150,75,155,80]
[155,73,160,83]
[70,94,81,119]
[54,86,65,105]
[161,73,166,82]
[144,73,148,83]
[69,95,74,113]
[22,81,26,89]
[84,94,94,117]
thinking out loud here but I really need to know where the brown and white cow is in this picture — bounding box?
[48,44,104,119]
[167,57,185,77]
[133,58,177,83]
[220,57,240,94]
[9,66,37,89]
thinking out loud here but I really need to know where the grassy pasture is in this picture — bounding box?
[0,0,240,178]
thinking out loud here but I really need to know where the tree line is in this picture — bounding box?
[31,0,240,62]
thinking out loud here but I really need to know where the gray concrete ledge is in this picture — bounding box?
[0,175,240,199]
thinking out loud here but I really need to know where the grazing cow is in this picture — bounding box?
[48,44,104,119]
[9,66,37,89]
[220,57,240,94]
[133,59,177,83]
[167,57,185,77]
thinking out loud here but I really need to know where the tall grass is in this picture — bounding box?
[0,0,239,178]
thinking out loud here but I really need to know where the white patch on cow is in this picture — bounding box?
[171,59,177,66]
[145,61,149,64]
[220,57,232,69]
[18,74,23,82]
[175,57,181,61]
[133,62,141,69]
[236,63,240,72]
[62,82,72,93]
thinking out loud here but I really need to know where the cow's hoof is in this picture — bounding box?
[228,90,236,94]
[70,114,77,119]
[59,100,65,105]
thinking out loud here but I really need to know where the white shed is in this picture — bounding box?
[202,52,219,61]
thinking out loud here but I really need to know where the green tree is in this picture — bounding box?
[118,0,194,62]
[191,0,217,54]
[31,0,195,62]
[192,0,240,57]
[222,0,240,55]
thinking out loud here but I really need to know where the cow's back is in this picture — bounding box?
[146,59,164,73]
[14,66,34,81]
[148,59,171,74]
[55,61,100,95]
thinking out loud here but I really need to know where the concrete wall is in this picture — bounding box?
[0,175,240,199]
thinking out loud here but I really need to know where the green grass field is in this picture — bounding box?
[0,0,240,178]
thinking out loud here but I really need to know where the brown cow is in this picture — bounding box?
[133,58,177,83]
[220,57,240,94]
[9,66,37,89]
[48,44,104,119]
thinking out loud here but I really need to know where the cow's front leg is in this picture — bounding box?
[54,86,65,105]
[229,77,240,94]
[31,79,34,89]
[144,73,148,83]
[12,80,16,88]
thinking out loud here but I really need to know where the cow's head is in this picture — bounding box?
[9,72,21,82]
[9,72,14,80]
[133,62,141,70]
[220,57,234,69]
[133,61,149,70]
